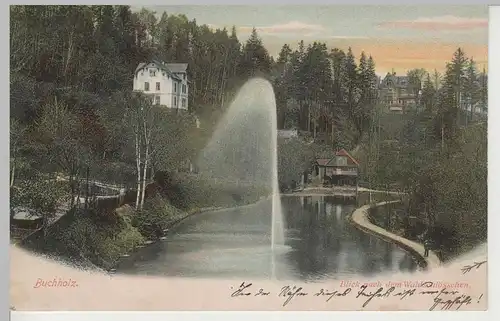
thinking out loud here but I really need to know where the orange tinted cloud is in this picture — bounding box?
[343,39,488,74]
[377,15,488,31]
[260,36,488,74]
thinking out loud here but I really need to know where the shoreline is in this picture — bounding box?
[110,197,272,272]
[349,200,441,270]
[113,191,434,275]
[281,186,406,197]
[108,206,233,272]
[21,191,437,275]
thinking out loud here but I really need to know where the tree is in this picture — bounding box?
[407,68,427,97]
[298,42,334,137]
[151,112,201,174]
[432,69,442,91]
[464,58,480,123]
[479,67,488,113]
[421,72,437,113]
[238,28,272,78]
[277,138,316,190]
[35,98,91,208]
[434,48,468,143]
[10,119,28,188]
[124,93,165,210]
[449,48,468,125]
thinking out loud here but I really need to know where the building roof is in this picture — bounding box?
[166,63,188,73]
[336,148,359,165]
[315,149,359,167]
[381,73,410,89]
[134,61,188,81]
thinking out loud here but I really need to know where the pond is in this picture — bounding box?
[116,196,418,281]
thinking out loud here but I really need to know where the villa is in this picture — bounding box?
[379,72,418,113]
[133,60,189,110]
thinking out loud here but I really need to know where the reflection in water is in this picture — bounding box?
[117,196,417,281]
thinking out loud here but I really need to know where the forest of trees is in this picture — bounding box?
[10,5,381,212]
[273,42,378,148]
[356,48,488,260]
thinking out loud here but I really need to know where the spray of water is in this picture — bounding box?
[197,78,285,277]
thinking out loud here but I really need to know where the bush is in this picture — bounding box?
[36,208,145,269]
[277,138,316,189]
[132,196,184,239]
[154,172,270,210]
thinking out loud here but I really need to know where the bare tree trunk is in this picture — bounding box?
[69,174,75,208]
[10,156,16,188]
[441,123,444,150]
[469,100,474,123]
[140,140,149,211]
[84,166,90,210]
[313,117,317,139]
[63,30,74,83]
[331,122,334,143]
[134,128,142,210]
[150,161,155,181]
[307,104,311,132]
[42,216,48,238]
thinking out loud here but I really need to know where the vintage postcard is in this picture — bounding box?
[10,5,488,312]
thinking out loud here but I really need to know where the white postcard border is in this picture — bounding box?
[4,1,499,320]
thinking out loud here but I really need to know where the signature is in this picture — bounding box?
[461,260,487,274]
[429,288,472,311]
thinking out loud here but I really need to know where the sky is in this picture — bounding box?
[142,5,489,76]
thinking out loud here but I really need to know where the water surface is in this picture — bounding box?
[117,196,417,281]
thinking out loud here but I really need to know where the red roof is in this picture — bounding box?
[315,149,359,166]
[336,148,359,165]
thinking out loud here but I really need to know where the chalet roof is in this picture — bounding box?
[166,63,188,73]
[134,61,185,81]
[315,149,359,167]
[336,148,359,166]
[381,74,409,88]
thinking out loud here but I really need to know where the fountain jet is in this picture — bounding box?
[197,78,285,258]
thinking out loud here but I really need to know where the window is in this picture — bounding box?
[182,98,186,108]
[144,82,150,91]
[155,96,160,105]
[162,72,166,77]
[174,82,177,93]
[156,82,160,91]
[141,72,144,76]
[173,96,177,107]
[335,156,348,166]
[182,84,186,93]
[183,74,186,80]
[149,69,156,77]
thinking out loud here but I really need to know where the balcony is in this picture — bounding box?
[326,168,358,176]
